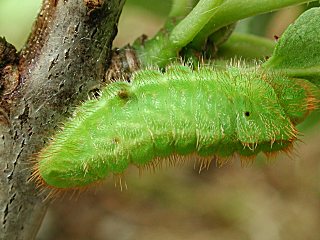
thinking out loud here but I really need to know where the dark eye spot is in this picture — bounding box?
[117,89,129,99]
[244,111,250,117]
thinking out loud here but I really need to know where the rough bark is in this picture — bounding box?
[0,0,125,239]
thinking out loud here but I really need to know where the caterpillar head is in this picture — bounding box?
[227,69,298,155]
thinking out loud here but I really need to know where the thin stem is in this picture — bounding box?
[169,0,223,48]
[135,0,310,67]
[192,0,311,47]
[217,33,275,60]
[169,0,193,17]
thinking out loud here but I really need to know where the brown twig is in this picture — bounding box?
[0,0,125,239]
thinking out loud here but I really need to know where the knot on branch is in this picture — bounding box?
[0,37,18,69]
[105,46,140,83]
[84,0,104,15]
[0,38,19,125]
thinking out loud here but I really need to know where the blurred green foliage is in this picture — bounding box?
[0,0,41,49]
[126,0,172,16]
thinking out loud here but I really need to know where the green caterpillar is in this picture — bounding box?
[33,64,319,189]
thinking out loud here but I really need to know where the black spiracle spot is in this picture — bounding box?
[244,111,250,117]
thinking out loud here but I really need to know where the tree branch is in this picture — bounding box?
[0,0,125,239]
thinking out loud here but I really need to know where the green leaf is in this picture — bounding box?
[263,7,320,83]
